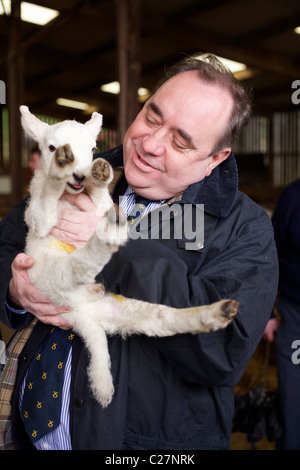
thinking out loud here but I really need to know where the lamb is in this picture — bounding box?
[20,105,238,407]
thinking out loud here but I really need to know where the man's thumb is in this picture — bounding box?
[15,253,34,269]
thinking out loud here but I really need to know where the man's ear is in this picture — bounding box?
[205,148,231,177]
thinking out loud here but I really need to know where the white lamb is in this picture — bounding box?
[20,105,238,407]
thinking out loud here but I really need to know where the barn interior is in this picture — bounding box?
[0,0,300,450]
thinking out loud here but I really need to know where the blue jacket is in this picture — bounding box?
[0,145,278,449]
[272,179,300,303]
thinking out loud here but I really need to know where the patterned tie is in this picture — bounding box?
[127,194,151,225]
[21,326,74,443]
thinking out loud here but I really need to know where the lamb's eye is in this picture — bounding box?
[49,145,56,152]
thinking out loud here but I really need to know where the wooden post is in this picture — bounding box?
[7,0,24,207]
[116,0,141,142]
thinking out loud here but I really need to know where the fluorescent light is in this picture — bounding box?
[138,87,149,97]
[196,54,247,74]
[294,26,300,34]
[196,54,248,79]
[215,56,247,74]
[0,0,9,15]
[22,2,59,25]
[0,1,59,26]
[56,98,89,110]
[101,81,120,95]
[101,81,150,101]
[138,87,150,103]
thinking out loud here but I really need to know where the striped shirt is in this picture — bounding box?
[17,187,164,450]
[119,186,164,221]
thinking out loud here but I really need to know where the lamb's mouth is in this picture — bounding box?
[67,182,84,192]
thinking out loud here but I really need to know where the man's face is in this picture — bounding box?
[28,151,40,172]
[123,70,233,200]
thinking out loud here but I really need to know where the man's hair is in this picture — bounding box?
[31,145,41,155]
[153,53,252,154]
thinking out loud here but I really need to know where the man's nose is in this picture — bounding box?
[141,129,165,156]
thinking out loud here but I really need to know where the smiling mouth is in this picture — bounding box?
[67,182,84,191]
[138,154,151,166]
[137,153,162,171]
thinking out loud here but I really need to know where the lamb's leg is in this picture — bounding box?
[64,157,128,286]
[66,205,127,286]
[40,203,127,293]
[65,159,127,285]
[26,144,76,237]
[104,295,239,336]
[64,310,114,407]
[84,158,114,210]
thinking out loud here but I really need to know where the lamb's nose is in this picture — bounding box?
[73,173,85,184]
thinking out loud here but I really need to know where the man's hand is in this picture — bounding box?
[263,317,278,342]
[8,253,72,330]
[50,193,105,249]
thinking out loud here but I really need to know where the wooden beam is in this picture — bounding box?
[234,10,300,46]
[116,0,141,142]
[166,0,230,23]
[143,22,300,79]
[7,0,24,207]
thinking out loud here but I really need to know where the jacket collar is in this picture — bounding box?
[98,145,238,219]
[181,151,238,218]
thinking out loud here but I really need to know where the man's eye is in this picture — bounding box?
[173,140,187,150]
[146,115,158,126]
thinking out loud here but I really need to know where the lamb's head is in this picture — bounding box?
[20,105,103,194]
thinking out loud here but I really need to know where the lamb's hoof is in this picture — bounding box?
[55,144,74,167]
[92,158,112,182]
[221,300,239,319]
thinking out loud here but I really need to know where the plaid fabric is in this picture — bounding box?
[0,318,37,450]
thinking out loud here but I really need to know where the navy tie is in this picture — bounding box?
[21,326,74,443]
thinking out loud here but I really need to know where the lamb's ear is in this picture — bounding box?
[84,112,103,139]
[20,105,49,142]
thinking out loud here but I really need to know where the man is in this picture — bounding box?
[264,179,300,449]
[0,54,278,450]
[28,146,41,173]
